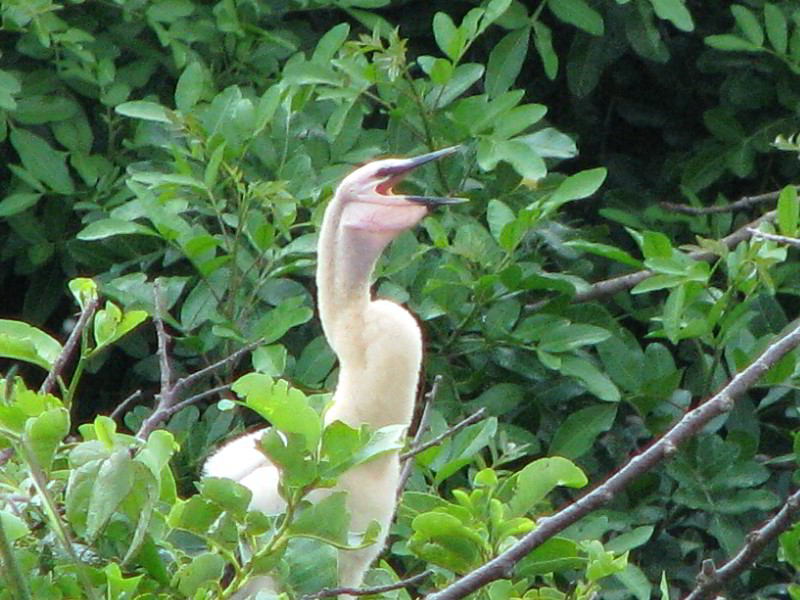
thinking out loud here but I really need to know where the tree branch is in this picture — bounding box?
[747,228,800,248]
[565,209,776,305]
[400,407,489,462]
[684,488,800,600]
[304,569,433,599]
[110,389,142,422]
[39,295,99,396]
[425,318,800,600]
[135,286,260,440]
[398,375,441,495]
[660,190,781,215]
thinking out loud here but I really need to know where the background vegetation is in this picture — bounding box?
[1,0,800,598]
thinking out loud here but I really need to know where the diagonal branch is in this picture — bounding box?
[135,285,261,440]
[400,407,488,462]
[565,210,776,305]
[425,318,800,600]
[39,295,99,396]
[684,488,800,600]
[304,569,433,599]
[747,228,800,248]
[660,190,781,215]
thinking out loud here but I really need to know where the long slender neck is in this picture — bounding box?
[316,192,422,429]
[316,192,381,358]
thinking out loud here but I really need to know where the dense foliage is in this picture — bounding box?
[1,0,800,598]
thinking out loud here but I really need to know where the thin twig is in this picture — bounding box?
[684,488,800,600]
[136,285,175,440]
[400,407,489,462]
[554,209,776,307]
[109,389,143,422]
[426,319,800,600]
[304,569,434,599]
[660,190,781,215]
[171,338,263,398]
[747,228,800,248]
[39,295,99,396]
[398,375,441,495]
[161,383,233,420]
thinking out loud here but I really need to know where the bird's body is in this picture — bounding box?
[204,147,463,598]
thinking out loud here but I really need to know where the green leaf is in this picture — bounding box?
[764,3,788,54]
[288,491,350,545]
[486,27,530,98]
[175,62,205,113]
[548,167,607,208]
[25,407,70,472]
[605,526,655,554]
[434,418,498,483]
[0,319,63,370]
[650,0,694,32]
[433,12,461,61]
[292,336,335,386]
[549,404,617,459]
[494,103,547,139]
[256,295,314,344]
[563,240,643,268]
[533,21,558,79]
[539,322,611,353]
[77,219,158,241]
[0,509,30,542]
[312,22,350,62]
[176,552,225,596]
[9,128,74,194]
[548,0,604,35]
[196,477,252,520]
[0,192,41,217]
[486,199,516,242]
[86,450,135,540]
[515,537,582,576]
[115,100,175,123]
[104,563,143,600]
[508,457,587,517]
[559,356,621,402]
[410,511,488,573]
[495,138,547,180]
[233,373,322,451]
[705,34,761,52]
[777,185,798,236]
[731,4,764,47]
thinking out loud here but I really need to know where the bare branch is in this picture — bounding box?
[426,319,800,600]
[304,569,433,599]
[400,407,489,462]
[39,295,99,396]
[660,190,781,215]
[136,285,175,440]
[136,285,259,440]
[161,383,232,420]
[110,389,142,422]
[563,210,776,306]
[684,488,800,600]
[171,338,263,398]
[398,375,442,495]
[747,228,800,248]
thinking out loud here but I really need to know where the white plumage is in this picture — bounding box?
[204,147,463,598]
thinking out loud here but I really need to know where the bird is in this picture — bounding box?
[203,146,465,598]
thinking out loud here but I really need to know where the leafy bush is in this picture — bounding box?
[2,1,800,599]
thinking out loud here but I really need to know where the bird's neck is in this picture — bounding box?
[316,195,422,430]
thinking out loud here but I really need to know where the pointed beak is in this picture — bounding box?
[377,146,469,207]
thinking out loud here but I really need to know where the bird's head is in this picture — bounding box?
[335,145,467,234]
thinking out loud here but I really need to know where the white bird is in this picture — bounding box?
[204,146,465,598]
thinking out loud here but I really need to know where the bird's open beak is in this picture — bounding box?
[377,146,469,207]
